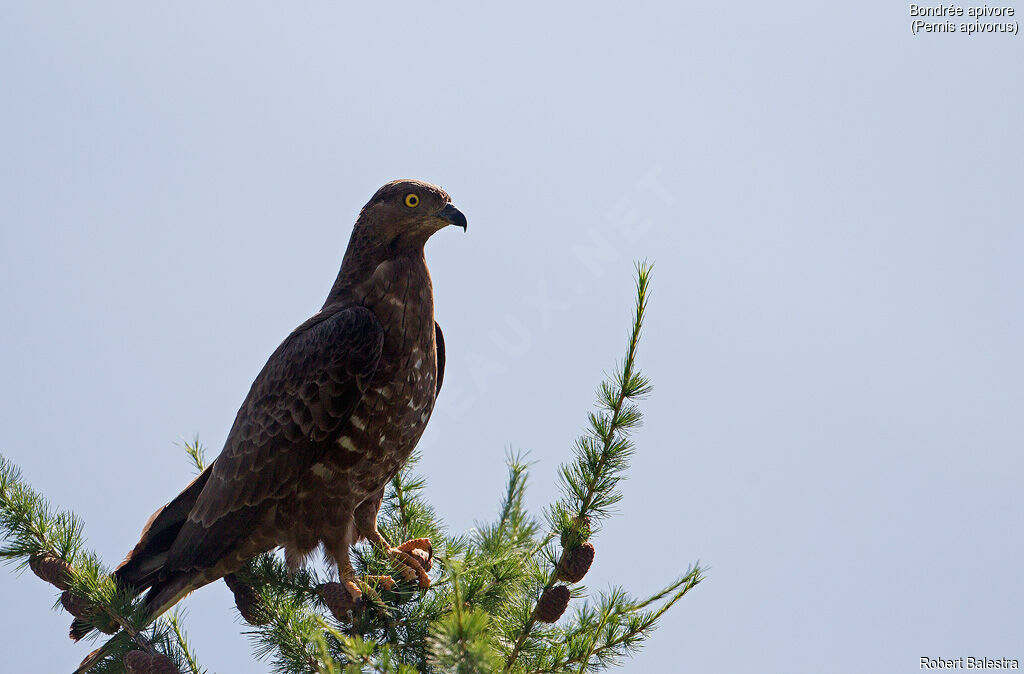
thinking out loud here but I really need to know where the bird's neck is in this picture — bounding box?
[323,245,431,311]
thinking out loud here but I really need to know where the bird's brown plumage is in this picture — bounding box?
[80,179,465,641]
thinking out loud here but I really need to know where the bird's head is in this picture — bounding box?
[353,179,467,252]
[327,179,467,303]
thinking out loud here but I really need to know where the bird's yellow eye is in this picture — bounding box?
[404,193,419,208]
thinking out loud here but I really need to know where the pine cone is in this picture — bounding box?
[534,585,570,623]
[556,542,595,583]
[321,581,361,621]
[29,552,73,590]
[149,653,181,674]
[223,574,269,626]
[60,590,93,619]
[123,650,181,674]
[560,516,592,548]
[61,591,119,634]
[123,650,151,674]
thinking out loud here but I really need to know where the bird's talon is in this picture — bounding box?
[396,538,433,572]
[396,537,432,555]
[363,574,397,592]
[386,545,431,588]
[408,547,432,573]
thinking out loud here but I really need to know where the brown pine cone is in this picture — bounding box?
[29,552,73,590]
[321,581,361,621]
[534,585,570,623]
[123,650,152,674]
[149,653,181,674]
[556,542,595,583]
[224,574,269,626]
[60,590,94,619]
[560,516,591,548]
[61,591,119,635]
[123,650,181,674]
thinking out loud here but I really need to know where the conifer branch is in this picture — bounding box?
[425,558,501,673]
[3,262,701,673]
[168,610,206,674]
[503,263,655,673]
[181,436,208,475]
[0,453,201,672]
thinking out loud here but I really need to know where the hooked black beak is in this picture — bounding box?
[439,203,468,231]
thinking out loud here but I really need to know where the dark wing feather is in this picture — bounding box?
[434,321,445,395]
[166,306,384,572]
[114,466,214,591]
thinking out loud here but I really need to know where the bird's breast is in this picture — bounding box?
[319,256,439,500]
[319,347,437,500]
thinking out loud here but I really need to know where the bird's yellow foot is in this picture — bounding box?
[385,537,432,588]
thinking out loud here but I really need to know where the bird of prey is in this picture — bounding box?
[74,179,466,648]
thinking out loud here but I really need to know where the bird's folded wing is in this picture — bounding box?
[434,321,445,395]
[168,305,384,570]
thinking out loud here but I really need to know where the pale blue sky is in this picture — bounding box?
[1,2,1021,672]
